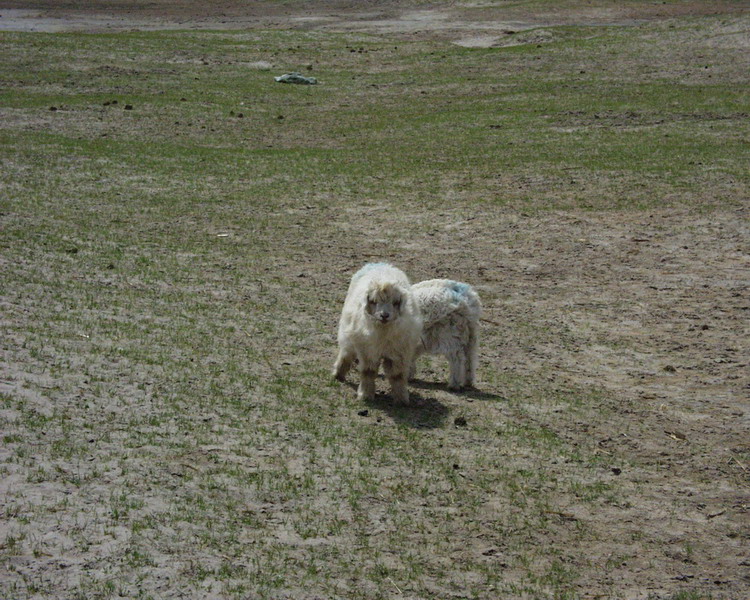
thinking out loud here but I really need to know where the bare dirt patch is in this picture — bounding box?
[1,2,749,599]
[2,0,748,39]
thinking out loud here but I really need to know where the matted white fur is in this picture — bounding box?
[412,279,481,390]
[333,263,422,404]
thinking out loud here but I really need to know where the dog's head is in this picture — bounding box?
[365,282,406,325]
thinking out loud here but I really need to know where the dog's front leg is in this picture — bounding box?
[384,357,410,404]
[407,347,422,382]
[357,362,378,402]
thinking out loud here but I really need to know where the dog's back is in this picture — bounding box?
[412,279,481,390]
[413,279,481,328]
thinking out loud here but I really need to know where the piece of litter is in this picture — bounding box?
[274,72,318,85]
[216,233,230,237]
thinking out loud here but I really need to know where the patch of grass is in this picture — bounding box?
[2,18,747,215]
[661,592,714,600]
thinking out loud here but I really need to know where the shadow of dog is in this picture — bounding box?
[409,378,506,403]
[342,380,449,429]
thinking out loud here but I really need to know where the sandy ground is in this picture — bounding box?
[1,0,748,44]
[1,1,748,599]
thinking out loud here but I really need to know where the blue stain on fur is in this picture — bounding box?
[448,281,470,298]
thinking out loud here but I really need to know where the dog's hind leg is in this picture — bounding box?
[447,344,467,391]
[333,348,355,382]
[408,347,423,382]
[464,321,479,388]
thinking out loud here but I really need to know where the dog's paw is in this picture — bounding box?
[390,389,410,405]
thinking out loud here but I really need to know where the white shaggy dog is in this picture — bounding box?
[333,263,422,404]
[411,279,481,391]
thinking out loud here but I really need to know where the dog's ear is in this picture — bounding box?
[364,287,377,314]
[391,285,406,312]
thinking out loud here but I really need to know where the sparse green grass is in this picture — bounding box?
[1,6,748,600]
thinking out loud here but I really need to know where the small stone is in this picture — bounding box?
[357,409,369,417]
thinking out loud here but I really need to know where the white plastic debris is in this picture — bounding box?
[274,72,318,85]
